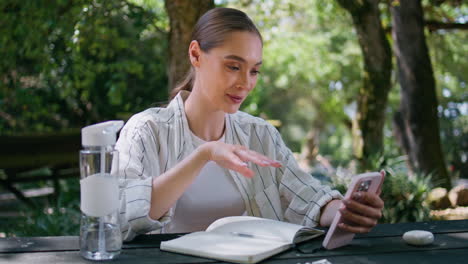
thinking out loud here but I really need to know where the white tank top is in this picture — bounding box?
[164,130,246,233]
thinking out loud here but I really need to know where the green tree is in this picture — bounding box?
[0,0,86,132]
[224,0,467,183]
[0,0,169,133]
[335,0,392,170]
[63,0,169,124]
[226,0,368,161]
[391,0,450,188]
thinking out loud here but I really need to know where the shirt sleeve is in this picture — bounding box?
[270,127,343,227]
[115,117,172,241]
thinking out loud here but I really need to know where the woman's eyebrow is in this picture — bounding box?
[224,54,262,66]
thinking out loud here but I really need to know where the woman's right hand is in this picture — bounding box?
[150,141,281,221]
[201,141,282,178]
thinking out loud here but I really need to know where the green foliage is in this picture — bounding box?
[373,154,432,223]
[1,178,81,236]
[428,30,468,179]
[1,0,466,237]
[2,0,466,175]
[226,0,362,159]
[227,0,467,179]
[0,0,169,134]
[0,0,86,132]
[15,202,81,237]
[65,0,169,122]
[380,170,432,224]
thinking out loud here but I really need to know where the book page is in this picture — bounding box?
[161,231,290,264]
[206,216,262,231]
[293,226,325,243]
[160,216,324,264]
[206,216,307,243]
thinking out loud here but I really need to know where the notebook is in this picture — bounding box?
[160,216,324,264]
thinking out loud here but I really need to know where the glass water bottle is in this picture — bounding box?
[79,121,124,261]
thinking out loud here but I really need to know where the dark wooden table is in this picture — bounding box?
[1,220,467,263]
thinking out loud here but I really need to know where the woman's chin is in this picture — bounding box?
[224,106,240,114]
[225,108,239,114]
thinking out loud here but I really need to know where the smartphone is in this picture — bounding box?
[322,171,385,250]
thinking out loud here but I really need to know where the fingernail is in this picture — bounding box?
[243,170,254,178]
[240,162,248,167]
[273,161,282,167]
[265,160,280,167]
[353,192,361,200]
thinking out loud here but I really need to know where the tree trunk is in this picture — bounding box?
[164,0,214,93]
[391,0,450,188]
[336,0,392,170]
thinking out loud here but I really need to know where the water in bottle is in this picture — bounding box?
[79,120,124,260]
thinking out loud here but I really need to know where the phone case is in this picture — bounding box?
[322,171,385,250]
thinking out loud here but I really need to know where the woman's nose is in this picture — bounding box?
[236,73,252,90]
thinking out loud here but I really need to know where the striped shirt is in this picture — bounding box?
[115,91,342,241]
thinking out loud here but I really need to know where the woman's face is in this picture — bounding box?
[191,31,263,114]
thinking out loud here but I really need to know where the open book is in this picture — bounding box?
[160,216,324,264]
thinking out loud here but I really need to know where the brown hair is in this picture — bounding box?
[170,7,263,100]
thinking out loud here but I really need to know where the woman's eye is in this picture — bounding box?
[251,70,260,76]
[228,66,240,71]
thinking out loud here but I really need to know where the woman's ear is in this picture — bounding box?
[189,40,201,67]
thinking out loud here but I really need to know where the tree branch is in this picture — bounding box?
[425,20,468,32]
[385,20,468,33]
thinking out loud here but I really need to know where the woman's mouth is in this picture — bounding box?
[226,94,243,104]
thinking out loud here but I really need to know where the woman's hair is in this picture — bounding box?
[170,7,262,100]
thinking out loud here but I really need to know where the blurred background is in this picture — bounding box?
[0,0,467,237]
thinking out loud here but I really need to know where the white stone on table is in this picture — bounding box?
[402,230,434,246]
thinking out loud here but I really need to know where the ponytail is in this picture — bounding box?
[170,68,194,100]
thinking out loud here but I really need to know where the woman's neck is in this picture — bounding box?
[184,90,225,142]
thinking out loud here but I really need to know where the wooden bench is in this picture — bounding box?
[0,130,81,207]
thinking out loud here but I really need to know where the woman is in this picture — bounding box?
[116,7,384,241]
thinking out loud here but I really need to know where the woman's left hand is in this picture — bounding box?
[338,191,384,233]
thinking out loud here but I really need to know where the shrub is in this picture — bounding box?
[1,178,81,237]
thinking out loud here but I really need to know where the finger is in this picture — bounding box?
[233,145,282,167]
[225,161,254,178]
[376,170,386,195]
[234,149,268,167]
[235,149,281,168]
[215,153,254,178]
[338,222,372,234]
[247,150,282,167]
[342,199,382,219]
[339,208,378,228]
[236,167,255,178]
[352,192,384,209]
[246,150,282,167]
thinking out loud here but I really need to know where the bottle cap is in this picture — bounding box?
[81,120,124,147]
